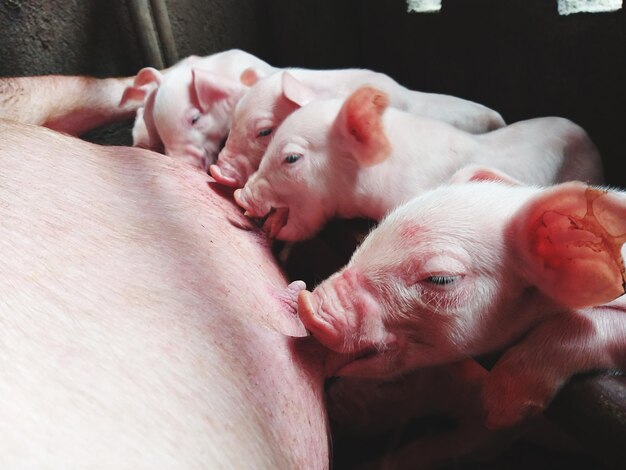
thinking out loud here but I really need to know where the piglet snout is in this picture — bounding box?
[210,163,241,188]
[234,179,274,219]
[298,289,345,352]
[213,148,256,188]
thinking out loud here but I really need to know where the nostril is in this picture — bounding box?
[210,164,240,187]
[233,188,247,208]
[233,182,275,220]
[216,153,256,185]
[233,188,260,216]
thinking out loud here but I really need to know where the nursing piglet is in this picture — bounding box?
[298,172,626,428]
[120,49,278,170]
[212,69,505,187]
[235,86,603,241]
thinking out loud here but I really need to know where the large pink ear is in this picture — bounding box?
[513,181,626,308]
[192,69,247,112]
[449,165,523,186]
[281,71,317,107]
[119,67,162,106]
[336,86,391,167]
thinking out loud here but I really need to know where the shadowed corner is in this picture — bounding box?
[545,373,626,470]
[288,335,330,381]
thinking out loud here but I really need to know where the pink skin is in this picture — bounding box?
[298,173,626,428]
[0,76,329,468]
[213,68,505,188]
[131,88,164,153]
[121,50,277,171]
[0,75,139,135]
[3,75,596,467]
[234,86,603,242]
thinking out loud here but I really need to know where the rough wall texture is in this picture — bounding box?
[0,0,142,76]
[166,0,272,62]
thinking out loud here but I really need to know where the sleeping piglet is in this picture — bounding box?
[120,49,277,170]
[298,171,626,429]
[211,68,505,187]
[234,86,603,242]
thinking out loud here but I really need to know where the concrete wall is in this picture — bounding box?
[0,0,141,76]
[166,0,272,61]
[0,0,270,76]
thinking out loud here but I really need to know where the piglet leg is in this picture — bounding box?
[0,75,138,135]
[483,305,626,429]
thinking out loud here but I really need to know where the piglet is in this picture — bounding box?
[297,170,626,428]
[212,68,505,187]
[234,86,603,242]
[120,49,278,170]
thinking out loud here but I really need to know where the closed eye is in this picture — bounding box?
[257,128,273,137]
[191,113,201,125]
[425,275,459,285]
[284,153,302,164]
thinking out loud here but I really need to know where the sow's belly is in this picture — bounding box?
[0,120,327,469]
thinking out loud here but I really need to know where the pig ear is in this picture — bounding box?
[281,72,317,107]
[449,166,522,186]
[135,67,163,87]
[193,69,247,112]
[513,181,626,309]
[119,67,162,106]
[336,86,392,167]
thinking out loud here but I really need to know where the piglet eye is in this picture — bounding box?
[284,153,302,164]
[191,113,201,125]
[257,128,273,137]
[425,275,458,286]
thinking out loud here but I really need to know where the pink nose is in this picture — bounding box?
[214,148,256,188]
[234,176,275,218]
[233,188,250,212]
[209,162,242,188]
[298,289,346,352]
